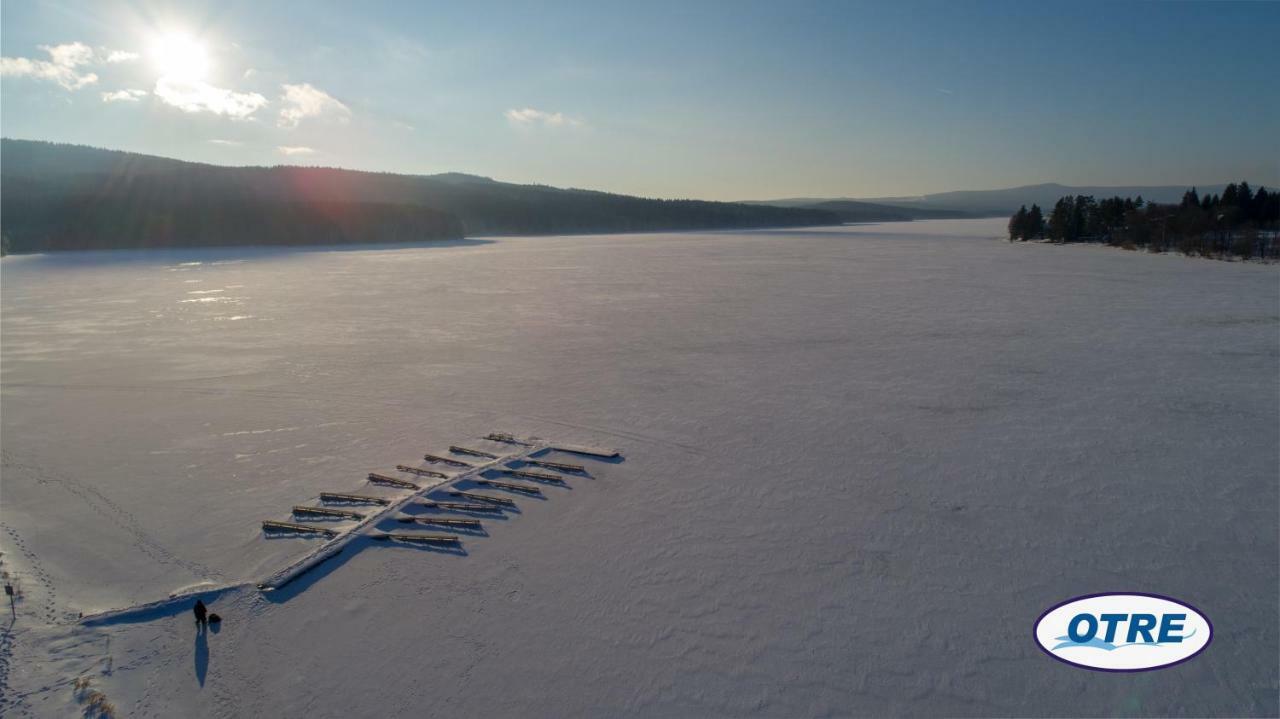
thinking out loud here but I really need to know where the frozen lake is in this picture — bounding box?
[2,219,1277,716]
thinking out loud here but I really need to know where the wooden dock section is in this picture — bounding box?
[418,501,502,513]
[499,469,566,483]
[553,444,621,459]
[292,505,364,520]
[450,445,498,459]
[398,516,482,528]
[476,479,542,495]
[367,472,419,489]
[257,435,616,592]
[319,492,391,505]
[485,432,533,446]
[448,491,516,507]
[396,465,449,479]
[262,520,338,537]
[525,459,586,473]
[423,453,473,468]
[371,532,460,545]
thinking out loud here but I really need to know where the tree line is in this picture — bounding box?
[1007,181,1280,259]
[1,140,841,254]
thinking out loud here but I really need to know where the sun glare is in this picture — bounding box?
[149,31,210,80]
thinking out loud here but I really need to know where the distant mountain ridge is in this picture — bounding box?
[739,198,972,222]
[0,140,840,253]
[751,182,1257,217]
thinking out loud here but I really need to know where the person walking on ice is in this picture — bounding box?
[193,599,208,631]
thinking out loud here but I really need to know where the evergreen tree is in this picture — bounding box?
[1256,187,1278,224]
[1237,181,1253,219]
[1047,197,1073,242]
[1009,205,1029,240]
[1033,182,1276,259]
[1026,204,1044,239]
[1221,183,1239,207]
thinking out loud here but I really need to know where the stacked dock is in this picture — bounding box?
[257,433,621,591]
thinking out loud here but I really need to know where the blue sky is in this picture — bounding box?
[2,0,1277,200]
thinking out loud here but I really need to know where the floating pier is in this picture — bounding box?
[319,492,391,505]
[419,501,502,513]
[396,465,449,479]
[524,459,586,473]
[423,453,473,468]
[499,469,566,483]
[398,516,482,528]
[476,479,542,495]
[371,532,461,545]
[485,432,533,446]
[257,434,617,593]
[553,444,621,459]
[450,445,498,459]
[448,491,516,507]
[367,472,419,490]
[292,505,364,520]
[262,520,338,537]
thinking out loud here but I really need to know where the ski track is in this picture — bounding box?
[77,439,559,617]
[2,451,221,584]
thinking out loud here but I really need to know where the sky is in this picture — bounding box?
[1,0,1277,201]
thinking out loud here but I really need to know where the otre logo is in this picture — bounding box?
[1033,592,1212,672]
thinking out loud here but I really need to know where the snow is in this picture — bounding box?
[1,219,1277,717]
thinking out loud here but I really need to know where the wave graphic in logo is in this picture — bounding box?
[1034,592,1212,671]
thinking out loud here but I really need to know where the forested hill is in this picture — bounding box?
[0,140,840,253]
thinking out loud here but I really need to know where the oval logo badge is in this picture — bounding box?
[1034,592,1212,672]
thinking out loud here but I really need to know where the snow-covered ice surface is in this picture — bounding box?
[1,219,1277,717]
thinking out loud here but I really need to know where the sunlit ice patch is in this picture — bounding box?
[1033,592,1212,672]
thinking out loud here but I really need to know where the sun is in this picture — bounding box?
[149,31,210,80]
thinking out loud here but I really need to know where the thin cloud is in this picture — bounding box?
[208,139,242,146]
[153,76,267,119]
[505,107,583,128]
[0,42,98,90]
[105,50,140,63]
[277,145,316,156]
[102,88,147,102]
[278,83,350,128]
